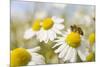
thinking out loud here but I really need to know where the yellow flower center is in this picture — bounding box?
[42,18,54,30]
[88,33,95,45]
[65,32,81,48]
[32,19,41,31]
[86,52,95,62]
[11,48,32,66]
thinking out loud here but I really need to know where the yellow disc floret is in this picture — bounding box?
[32,19,41,31]
[11,48,32,66]
[65,32,81,48]
[88,33,95,45]
[86,52,95,62]
[42,18,54,30]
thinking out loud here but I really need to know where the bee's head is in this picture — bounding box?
[70,24,84,35]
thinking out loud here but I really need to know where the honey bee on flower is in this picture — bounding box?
[52,25,89,62]
[11,1,95,65]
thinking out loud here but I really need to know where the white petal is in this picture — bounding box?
[42,30,48,42]
[52,41,65,48]
[48,30,56,41]
[36,30,45,42]
[24,28,36,39]
[63,47,73,61]
[27,46,40,53]
[28,61,35,65]
[59,45,69,58]
[77,43,88,61]
[62,31,69,37]
[44,39,49,43]
[52,16,64,23]
[36,31,41,40]
[30,53,45,65]
[77,50,86,61]
[52,28,63,34]
[70,49,77,62]
[57,36,65,39]
[55,44,66,53]
[54,38,65,42]
[44,31,50,43]
[54,24,64,30]
[66,48,75,61]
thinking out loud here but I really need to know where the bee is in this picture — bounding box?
[70,24,84,35]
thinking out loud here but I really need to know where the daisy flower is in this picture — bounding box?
[86,33,95,62]
[52,25,88,62]
[24,16,64,43]
[11,46,45,66]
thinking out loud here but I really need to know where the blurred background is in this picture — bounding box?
[10,1,95,64]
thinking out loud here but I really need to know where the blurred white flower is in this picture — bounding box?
[24,16,64,43]
[11,46,45,66]
[73,9,94,26]
[52,29,88,62]
[80,15,94,26]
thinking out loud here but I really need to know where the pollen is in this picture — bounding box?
[65,32,81,48]
[88,33,95,45]
[11,48,32,66]
[32,19,41,31]
[42,18,54,30]
[86,52,95,62]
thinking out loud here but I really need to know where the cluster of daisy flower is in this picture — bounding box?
[11,15,95,66]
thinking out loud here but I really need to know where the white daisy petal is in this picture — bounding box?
[54,24,64,30]
[67,48,75,61]
[24,28,35,39]
[52,41,65,48]
[43,31,51,43]
[57,36,65,39]
[62,31,68,37]
[27,46,40,53]
[30,53,45,65]
[48,30,56,41]
[54,38,65,42]
[28,61,35,65]
[44,39,49,43]
[36,31,40,39]
[52,32,57,40]
[37,30,45,42]
[77,43,88,61]
[42,31,48,42]
[77,50,86,61]
[59,45,69,58]
[52,16,64,23]
[55,44,66,53]
[70,49,77,62]
[63,47,73,62]
[52,28,63,34]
